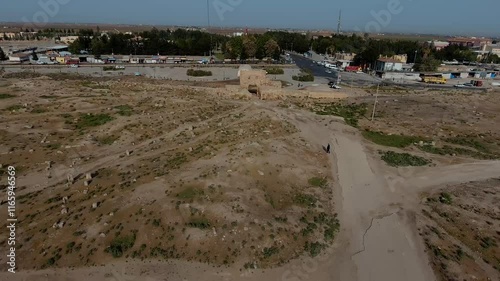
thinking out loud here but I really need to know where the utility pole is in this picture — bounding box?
[371,83,379,121]
[207,0,212,57]
[337,10,342,34]
[414,50,418,64]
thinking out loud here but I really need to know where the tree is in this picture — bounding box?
[0,47,7,60]
[31,51,38,61]
[242,35,257,59]
[264,38,280,59]
[414,56,441,72]
[225,37,243,59]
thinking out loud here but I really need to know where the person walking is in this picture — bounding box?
[326,144,331,154]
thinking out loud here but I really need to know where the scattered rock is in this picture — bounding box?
[61,208,68,215]
[85,173,92,180]
[84,180,90,187]
[83,189,88,195]
[62,196,68,204]
[99,233,106,238]
[92,202,99,209]
[258,170,264,176]
[52,221,65,229]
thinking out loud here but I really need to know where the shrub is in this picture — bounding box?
[439,192,452,204]
[106,233,136,258]
[293,193,317,207]
[380,151,430,167]
[76,114,114,129]
[304,242,325,257]
[264,67,284,75]
[308,177,328,188]
[115,105,134,116]
[187,217,211,229]
[177,187,204,199]
[187,69,212,77]
[0,93,15,99]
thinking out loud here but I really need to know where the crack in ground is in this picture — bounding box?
[351,212,398,258]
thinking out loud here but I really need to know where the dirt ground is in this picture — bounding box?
[0,75,339,272]
[0,74,499,281]
[418,179,500,281]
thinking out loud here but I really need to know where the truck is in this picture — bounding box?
[345,66,361,72]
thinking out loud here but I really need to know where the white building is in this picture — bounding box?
[375,58,403,72]
[8,52,31,62]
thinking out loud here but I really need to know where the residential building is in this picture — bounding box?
[482,44,500,56]
[448,37,492,48]
[8,52,31,62]
[379,54,407,64]
[428,40,449,50]
[375,58,403,72]
[59,36,79,44]
[334,52,356,61]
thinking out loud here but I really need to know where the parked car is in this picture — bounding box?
[70,64,79,68]
[330,84,342,89]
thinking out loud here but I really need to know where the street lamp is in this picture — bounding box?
[414,50,418,64]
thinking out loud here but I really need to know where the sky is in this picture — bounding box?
[1,0,499,37]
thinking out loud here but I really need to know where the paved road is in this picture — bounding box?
[290,54,382,87]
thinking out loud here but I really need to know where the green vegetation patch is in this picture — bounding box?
[420,145,498,160]
[362,130,423,148]
[0,93,16,99]
[439,192,453,205]
[314,103,367,127]
[5,105,23,111]
[187,69,212,77]
[445,136,490,153]
[177,186,204,200]
[380,151,431,167]
[115,105,134,116]
[308,177,328,188]
[75,113,114,129]
[293,193,318,207]
[106,232,137,258]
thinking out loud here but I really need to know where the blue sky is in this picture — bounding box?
[1,0,499,36]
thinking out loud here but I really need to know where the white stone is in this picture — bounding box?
[92,202,99,209]
[258,170,264,176]
[85,173,92,180]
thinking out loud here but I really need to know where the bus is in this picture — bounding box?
[420,74,446,84]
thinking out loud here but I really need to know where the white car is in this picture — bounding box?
[330,84,342,89]
[325,70,332,74]
[70,64,79,68]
